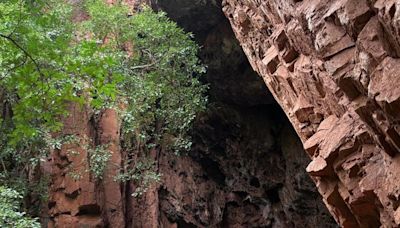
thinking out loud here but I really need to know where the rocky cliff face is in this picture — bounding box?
[223,0,400,227]
[45,0,400,227]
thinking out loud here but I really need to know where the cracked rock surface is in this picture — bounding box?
[223,0,400,226]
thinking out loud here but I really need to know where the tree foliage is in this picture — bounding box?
[0,0,207,221]
[0,186,40,228]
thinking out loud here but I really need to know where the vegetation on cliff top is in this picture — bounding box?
[0,0,207,225]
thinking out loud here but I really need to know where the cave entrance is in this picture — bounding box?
[154,0,337,227]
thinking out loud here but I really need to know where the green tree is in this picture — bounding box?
[0,0,207,219]
[83,1,208,196]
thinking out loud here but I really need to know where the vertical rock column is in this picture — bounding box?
[48,107,124,227]
[97,109,124,227]
[48,104,101,227]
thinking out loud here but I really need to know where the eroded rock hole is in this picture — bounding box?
[250,177,260,188]
[198,157,225,185]
[266,186,281,204]
[77,204,101,216]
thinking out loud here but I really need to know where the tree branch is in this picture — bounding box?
[0,34,45,77]
[130,62,156,70]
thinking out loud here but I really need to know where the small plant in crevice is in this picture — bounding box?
[88,144,112,180]
[63,136,112,181]
[115,158,161,197]
[67,168,83,182]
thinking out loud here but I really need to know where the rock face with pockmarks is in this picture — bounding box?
[45,0,340,227]
[47,0,400,227]
[223,0,400,226]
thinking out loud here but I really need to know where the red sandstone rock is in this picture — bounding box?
[223,0,400,226]
[46,0,400,227]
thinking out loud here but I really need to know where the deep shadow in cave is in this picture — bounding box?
[153,0,339,227]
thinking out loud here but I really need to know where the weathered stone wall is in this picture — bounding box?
[222,0,400,226]
[45,0,340,227]
[47,106,124,227]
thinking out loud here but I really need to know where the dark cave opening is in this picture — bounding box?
[154,0,338,227]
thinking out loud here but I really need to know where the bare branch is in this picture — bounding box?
[130,62,156,70]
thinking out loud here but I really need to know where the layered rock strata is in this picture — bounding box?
[223,0,400,226]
